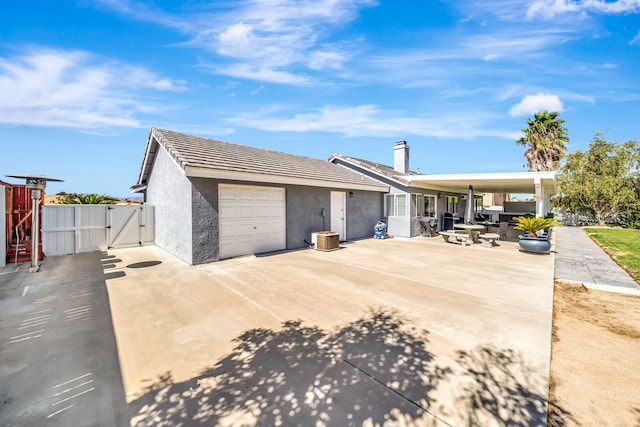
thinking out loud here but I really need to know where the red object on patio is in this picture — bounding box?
[3,181,44,264]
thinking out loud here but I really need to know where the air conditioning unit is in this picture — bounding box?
[311,231,340,251]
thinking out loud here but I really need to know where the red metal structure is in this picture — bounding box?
[3,180,44,264]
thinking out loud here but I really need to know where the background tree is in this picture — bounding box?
[517,111,569,171]
[552,131,640,226]
[56,192,118,204]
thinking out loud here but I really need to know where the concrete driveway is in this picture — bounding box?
[1,236,555,426]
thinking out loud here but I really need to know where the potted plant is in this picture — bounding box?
[513,216,557,253]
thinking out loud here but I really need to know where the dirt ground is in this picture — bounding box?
[548,282,640,426]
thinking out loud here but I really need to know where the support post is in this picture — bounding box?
[29,189,41,272]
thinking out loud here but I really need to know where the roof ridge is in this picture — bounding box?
[153,128,340,166]
[139,128,388,189]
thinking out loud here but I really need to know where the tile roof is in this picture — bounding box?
[135,128,387,190]
[329,154,420,185]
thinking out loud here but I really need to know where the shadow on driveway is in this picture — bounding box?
[128,307,567,426]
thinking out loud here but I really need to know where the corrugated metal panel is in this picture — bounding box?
[4,184,44,263]
[0,184,5,267]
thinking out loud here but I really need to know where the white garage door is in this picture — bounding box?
[219,184,286,259]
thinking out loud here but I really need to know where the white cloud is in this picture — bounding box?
[0,48,187,129]
[451,1,532,22]
[95,0,191,32]
[250,83,264,95]
[123,67,188,91]
[97,0,377,83]
[355,29,572,89]
[307,49,349,70]
[527,0,640,19]
[631,30,640,45]
[203,0,376,76]
[226,104,516,139]
[582,0,640,13]
[508,93,564,116]
[526,0,580,19]
[214,64,310,85]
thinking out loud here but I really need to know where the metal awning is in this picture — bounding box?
[403,171,556,194]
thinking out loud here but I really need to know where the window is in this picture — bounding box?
[424,195,437,218]
[385,194,407,217]
[446,196,458,213]
[411,194,424,217]
[475,198,483,212]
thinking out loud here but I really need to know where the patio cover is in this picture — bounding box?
[404,171,556,217]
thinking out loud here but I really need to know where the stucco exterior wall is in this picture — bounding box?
[286,186,383,248]
[286,186,330,249]
[146,146,193,264]
[346,190,383,240]
[190,178,219,264]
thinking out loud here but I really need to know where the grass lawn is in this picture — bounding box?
[584,227,640,282]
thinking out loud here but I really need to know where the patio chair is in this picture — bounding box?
[498,222,509,241]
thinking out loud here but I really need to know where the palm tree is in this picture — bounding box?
[517,111,569,171]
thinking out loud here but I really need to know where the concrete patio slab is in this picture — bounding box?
[1,235,555,426]
[104,236,554,426]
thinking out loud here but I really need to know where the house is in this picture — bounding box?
[132,128,388,265]
[331,141,556,238]
[330,141,477,238]
[132,129,556,263]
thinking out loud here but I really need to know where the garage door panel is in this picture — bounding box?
[269,189,284,201]
[253,224,284,237]
[220,221,256,238]
[237,205,255,218]
[219,223,236,239]
[255,208,273,218]
[236,222,257,237]
[254,188,271,201]
[219,204,237,219]
[269,204,285,217]
[219,184,286,259]
[237,188,254,200]
[254,220,283,234]
[254,236,285,253]
[219,187,236,200]
[220,238,253,258]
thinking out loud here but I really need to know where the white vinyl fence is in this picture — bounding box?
[42,205,154,256]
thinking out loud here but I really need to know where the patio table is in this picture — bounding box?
[453,223,485,243]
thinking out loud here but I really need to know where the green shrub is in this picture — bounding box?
[514,216,558,237]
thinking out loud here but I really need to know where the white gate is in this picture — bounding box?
[42,205,154,256]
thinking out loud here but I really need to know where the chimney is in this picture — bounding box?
[393,140,409,174]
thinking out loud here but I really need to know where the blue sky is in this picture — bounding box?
[1,0,639,197]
